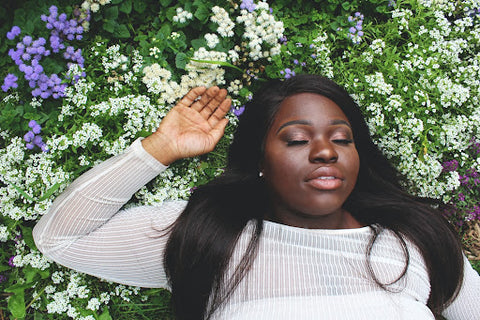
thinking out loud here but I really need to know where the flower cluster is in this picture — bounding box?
[236,1,284,61]
[81,0,111,13]
[211,6,235,37]
[2,0,480,318]
[240,0,257,12]
[23,120,49,152]
[347,12,364,44]
[5,6,89,99]
[173,7,193,24]
[1,74,18,92]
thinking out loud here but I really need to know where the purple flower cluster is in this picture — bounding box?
[442,159,459,172]
[459,168,480,187]
[280,68,295,79]
[24,120,49,152]
[6,26,21,40]
[4,5,89,99]
[347,12,364,44]
[470,139,480,155]
[1,74,18,92]
[240,0,256,12]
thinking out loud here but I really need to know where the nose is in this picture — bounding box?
[309,138,338,163]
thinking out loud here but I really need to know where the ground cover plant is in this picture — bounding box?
[1,0,479,318]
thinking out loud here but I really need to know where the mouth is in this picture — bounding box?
[305,168,344,190]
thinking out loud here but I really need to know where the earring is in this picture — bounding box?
[259,172,264,177]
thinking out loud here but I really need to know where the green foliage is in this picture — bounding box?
[1,0,480,318]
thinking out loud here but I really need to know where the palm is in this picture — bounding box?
[154,86,231,160]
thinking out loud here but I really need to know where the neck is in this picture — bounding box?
[265,207,364,230]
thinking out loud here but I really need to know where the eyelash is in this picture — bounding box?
[286,139,353,146]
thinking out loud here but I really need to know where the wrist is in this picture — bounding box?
[141,133,178,165]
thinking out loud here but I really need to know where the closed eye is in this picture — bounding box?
[286,140,308,146]
[332,139,353,145]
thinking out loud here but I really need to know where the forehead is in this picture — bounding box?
[271,93,349,126]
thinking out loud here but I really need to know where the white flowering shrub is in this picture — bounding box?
[0,0,479,318]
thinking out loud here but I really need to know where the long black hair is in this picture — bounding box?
[164,74,464,319]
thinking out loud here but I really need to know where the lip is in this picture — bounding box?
[305,166,344,190]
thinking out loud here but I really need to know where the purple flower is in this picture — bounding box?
[2,73,18,92]
[458,193,465,201]
[6,26,21,40]
[240,0,256,12]
[231,105,245,118]
[280,68,296,79]
[0,275,6,283]
[24,131,35,142]
[8,256,16,267]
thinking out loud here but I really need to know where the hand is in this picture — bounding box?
[142,86,231,165]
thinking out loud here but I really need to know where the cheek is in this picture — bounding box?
[262,148,303,187]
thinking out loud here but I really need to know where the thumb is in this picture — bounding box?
[209,118,229,145]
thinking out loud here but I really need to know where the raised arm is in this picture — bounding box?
[142,86,231,164]
[33,87,231,288]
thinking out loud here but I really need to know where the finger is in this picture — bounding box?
[191,86,219,112]
[208,98,231,127]
[200,88,228,118]
[209,118,229,145]
[177,87,207,108]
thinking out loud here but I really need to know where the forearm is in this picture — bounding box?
[33,138,167,252]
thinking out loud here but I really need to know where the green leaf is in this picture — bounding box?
[3,180,35,202]
[38,182,62,201]
[104,6,119,20]
[103,20,115,33]
[24,266,39,283]
[133,1,147,13]
[191,38,207,50]
[98,308,113,320]
[114,24,130,38]
[119,0,132,14]
[189,58,243,73]
[8,291,26,319]
[19,225,36,250]
[175,52,187,70]
[194,5,210,23]
[160,0,173,6]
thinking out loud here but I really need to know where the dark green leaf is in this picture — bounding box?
[133,1,147,13]
[104,6,119,20]
[191,38,207,50]
[119,0,132,14]
[19,225,36,250]
[194,5,210,23]
[103,20,116,33]
[160,0,173,7]
[114,24,130,38]
[175,52,187,70]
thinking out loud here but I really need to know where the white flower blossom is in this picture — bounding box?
[173,7,193,23]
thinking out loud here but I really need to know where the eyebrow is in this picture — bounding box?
[276,119,351,134]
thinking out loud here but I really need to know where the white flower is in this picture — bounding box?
[173,7,193,23]
[0,225,8,242]
[211,6,235,37]
[87,297,101,311]
[205,33,220,49]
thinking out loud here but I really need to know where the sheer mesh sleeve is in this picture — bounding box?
[33,138,186,288]
[442,255,480,319]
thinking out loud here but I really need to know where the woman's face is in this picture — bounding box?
[262,93,360,229]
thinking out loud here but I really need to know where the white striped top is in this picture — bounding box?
[33,138,480,319]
